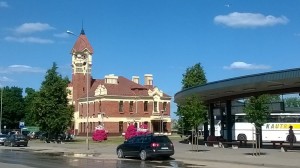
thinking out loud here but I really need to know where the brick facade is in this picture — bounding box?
[68,29,172,136]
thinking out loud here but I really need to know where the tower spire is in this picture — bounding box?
[80,20,85,35]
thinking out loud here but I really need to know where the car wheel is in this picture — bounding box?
[117,149,124,158]
[139,150,147,161]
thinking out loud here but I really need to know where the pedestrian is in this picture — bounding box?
[288,126,295,149]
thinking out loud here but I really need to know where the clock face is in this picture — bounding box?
[76,55,84,59]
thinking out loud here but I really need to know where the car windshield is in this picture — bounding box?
[153,136,171,143]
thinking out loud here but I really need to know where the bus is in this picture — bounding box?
[215,113,300,142]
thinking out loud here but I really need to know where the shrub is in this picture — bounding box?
[125,124,136,140]
[125,123,150,140]
[92,125,108,142]
[136,123,150,136]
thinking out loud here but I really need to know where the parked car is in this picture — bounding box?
[8,131,19,135]
[38,132,48,141]
[39,132,68,143]
[28,131,43,139]
[116,134,174,161]
[0,134,7,145]
[21,130,31,140]
[4,134,28,147]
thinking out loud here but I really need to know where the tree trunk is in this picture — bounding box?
[255,126,263,148]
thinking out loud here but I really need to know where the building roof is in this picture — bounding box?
[71,29,94,54]
[69,29,170,100]
[174,68,300,103]
[77,76,171,99]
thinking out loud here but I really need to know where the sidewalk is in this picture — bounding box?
[7,139,300,168]
[174,142,300,168]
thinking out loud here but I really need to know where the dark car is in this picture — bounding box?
[38,132,48,141]
[4,134,28,147]
[28,131,43,139]
[116,134,174,161]
[0,134,7,145]
[21,130,31,140]
[39,132,67,143]
[34,131,43,139]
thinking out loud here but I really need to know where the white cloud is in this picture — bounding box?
[5,36,54,44]
[15,22,55,34]
[224,61,271,70]
[0,65,45,74]
[0,1,8,8]
[0,76,14,82]
[54,32,69,38]
[214,12,289,28]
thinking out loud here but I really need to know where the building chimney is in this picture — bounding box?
[144,74,153,86]
[132,76,139,84]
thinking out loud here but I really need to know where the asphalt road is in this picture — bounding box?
[1,136,298,168]
[0,148,278,168]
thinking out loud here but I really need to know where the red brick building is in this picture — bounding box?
[67,29,172,136]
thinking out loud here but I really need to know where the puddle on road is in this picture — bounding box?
[1,149,207,167]
[115,159,207,168]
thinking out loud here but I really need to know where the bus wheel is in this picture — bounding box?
[237,134,247,141]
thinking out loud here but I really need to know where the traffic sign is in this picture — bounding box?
[19,121,25,128]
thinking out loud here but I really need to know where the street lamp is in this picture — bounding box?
[0,87,3,134]
[160,110,165,135]
[67,30,90,150]
[181,115,184,138]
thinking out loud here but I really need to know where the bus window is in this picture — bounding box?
[235,115,246,122]
[282,115,297,122]
[268,116,279,123]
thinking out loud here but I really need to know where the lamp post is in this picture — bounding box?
[0,87,3,134]
[67,30,90,150]
[160,110,164,135]
[83,61,89,150]
[181,115,184,139]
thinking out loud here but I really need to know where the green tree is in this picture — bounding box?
[244,94,272,147]
[176,63,207,133]
[178,95,207,131]
[171,119,179,130]
[2,86,24,129]
[24,88,38,126]
[32,63,73,139]
[284,97,300,107]
[181,63,207,89]
[270,95,281,102]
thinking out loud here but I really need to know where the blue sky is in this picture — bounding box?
[1,1,300,119]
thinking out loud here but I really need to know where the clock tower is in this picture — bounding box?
[70,29,94,111]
